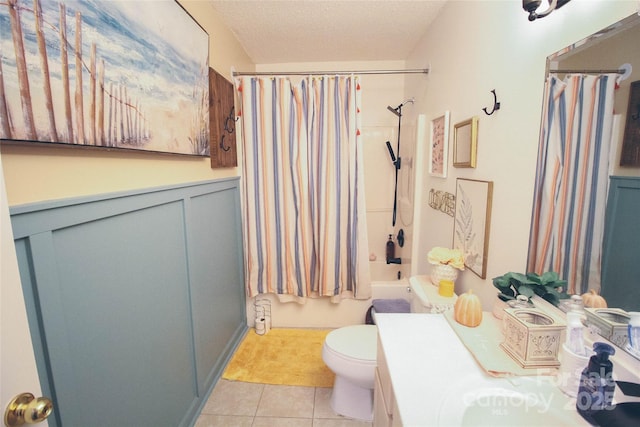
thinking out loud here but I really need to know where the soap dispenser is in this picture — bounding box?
[566,312,586,356]
[385,234,401,264]
[385,234,395,260]
[576,342,616,425]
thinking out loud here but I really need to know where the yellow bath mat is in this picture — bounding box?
[222,328,335,387]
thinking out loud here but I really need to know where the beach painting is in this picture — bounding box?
[0,0,210,155]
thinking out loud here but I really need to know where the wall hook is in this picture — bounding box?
[482,89,501,115]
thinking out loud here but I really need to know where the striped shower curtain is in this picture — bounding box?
[236,75,371,303]
[527,74,617,295]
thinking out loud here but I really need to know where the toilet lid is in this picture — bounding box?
[325,325,377,361]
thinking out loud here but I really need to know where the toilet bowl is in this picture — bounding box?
[322,324,377,421]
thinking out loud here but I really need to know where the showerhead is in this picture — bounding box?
[387,98,415,117]
[387,105,401,117]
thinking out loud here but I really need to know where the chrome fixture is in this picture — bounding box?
[523,0,571,22]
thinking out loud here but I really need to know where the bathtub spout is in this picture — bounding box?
[386,257,402,265]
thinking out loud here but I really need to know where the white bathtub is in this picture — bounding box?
[245,271,423,329]
[370,278,411,299]
[368,260,410,282]
[370,278,432,313]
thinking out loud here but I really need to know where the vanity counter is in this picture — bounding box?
[375,313,590,426]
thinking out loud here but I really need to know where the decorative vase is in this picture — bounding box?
[430,264,459,286]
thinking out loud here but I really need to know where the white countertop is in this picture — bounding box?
[375,313,590,426]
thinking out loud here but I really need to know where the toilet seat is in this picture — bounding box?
[324,325,377,363]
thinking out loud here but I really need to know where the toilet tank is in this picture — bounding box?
[409,275,458,313]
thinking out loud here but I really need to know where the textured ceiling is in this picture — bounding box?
[209,0,447,64]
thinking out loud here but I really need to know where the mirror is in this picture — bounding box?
[533,13,640,356]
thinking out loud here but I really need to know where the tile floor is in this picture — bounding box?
[195,379,373,427]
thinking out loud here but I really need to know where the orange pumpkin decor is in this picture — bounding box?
[454,290,483,327]
[581,289,608,308]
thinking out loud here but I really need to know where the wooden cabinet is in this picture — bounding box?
[374,335,402,427]
[374,368,390,427]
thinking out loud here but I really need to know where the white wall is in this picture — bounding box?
[406,0,638,308]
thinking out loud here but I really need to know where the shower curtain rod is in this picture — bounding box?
[232,68,429,77]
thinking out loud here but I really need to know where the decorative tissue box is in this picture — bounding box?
[501,308,565,368]
[584,308,630,348]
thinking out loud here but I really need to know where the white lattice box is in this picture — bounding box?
[584,308,630,348]
[500,308,565,368]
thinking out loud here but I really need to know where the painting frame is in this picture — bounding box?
[620,80,640,166]
[209,68,238,168]
[453,116,478,168]
[0,0,210,156]
[429,111,450,178]
[453,178,493,279]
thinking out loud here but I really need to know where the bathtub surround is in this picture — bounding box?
[386,97,414,227]
[237,75,371,303]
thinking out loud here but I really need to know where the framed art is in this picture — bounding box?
[620,80,640,166]
[453,116,479,168]
[429,111,450,177]
[0,0,210,156]
[453,178,493,279]
[210,68,238,168]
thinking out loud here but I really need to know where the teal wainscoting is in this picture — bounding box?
[11,178,247,427]
[601,176,640,312]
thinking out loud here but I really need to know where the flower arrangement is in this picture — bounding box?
[427,247,465,270]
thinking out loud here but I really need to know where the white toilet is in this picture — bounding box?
[322,324,378,421]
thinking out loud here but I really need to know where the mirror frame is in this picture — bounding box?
[539,12,640,359]
[546,13,640,75]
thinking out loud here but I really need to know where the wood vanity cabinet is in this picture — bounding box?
[374,336,402,427]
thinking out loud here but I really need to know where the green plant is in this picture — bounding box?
[492,271,569,306]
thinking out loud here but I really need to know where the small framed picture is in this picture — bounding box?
[429,111,450,178]
[453,178,493,279]
[453,116,479,168]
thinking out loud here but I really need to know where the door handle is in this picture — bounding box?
[4,393,53,426]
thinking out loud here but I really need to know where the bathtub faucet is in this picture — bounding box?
[386,256,402,265]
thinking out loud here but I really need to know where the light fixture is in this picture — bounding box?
[523,0,571,21]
